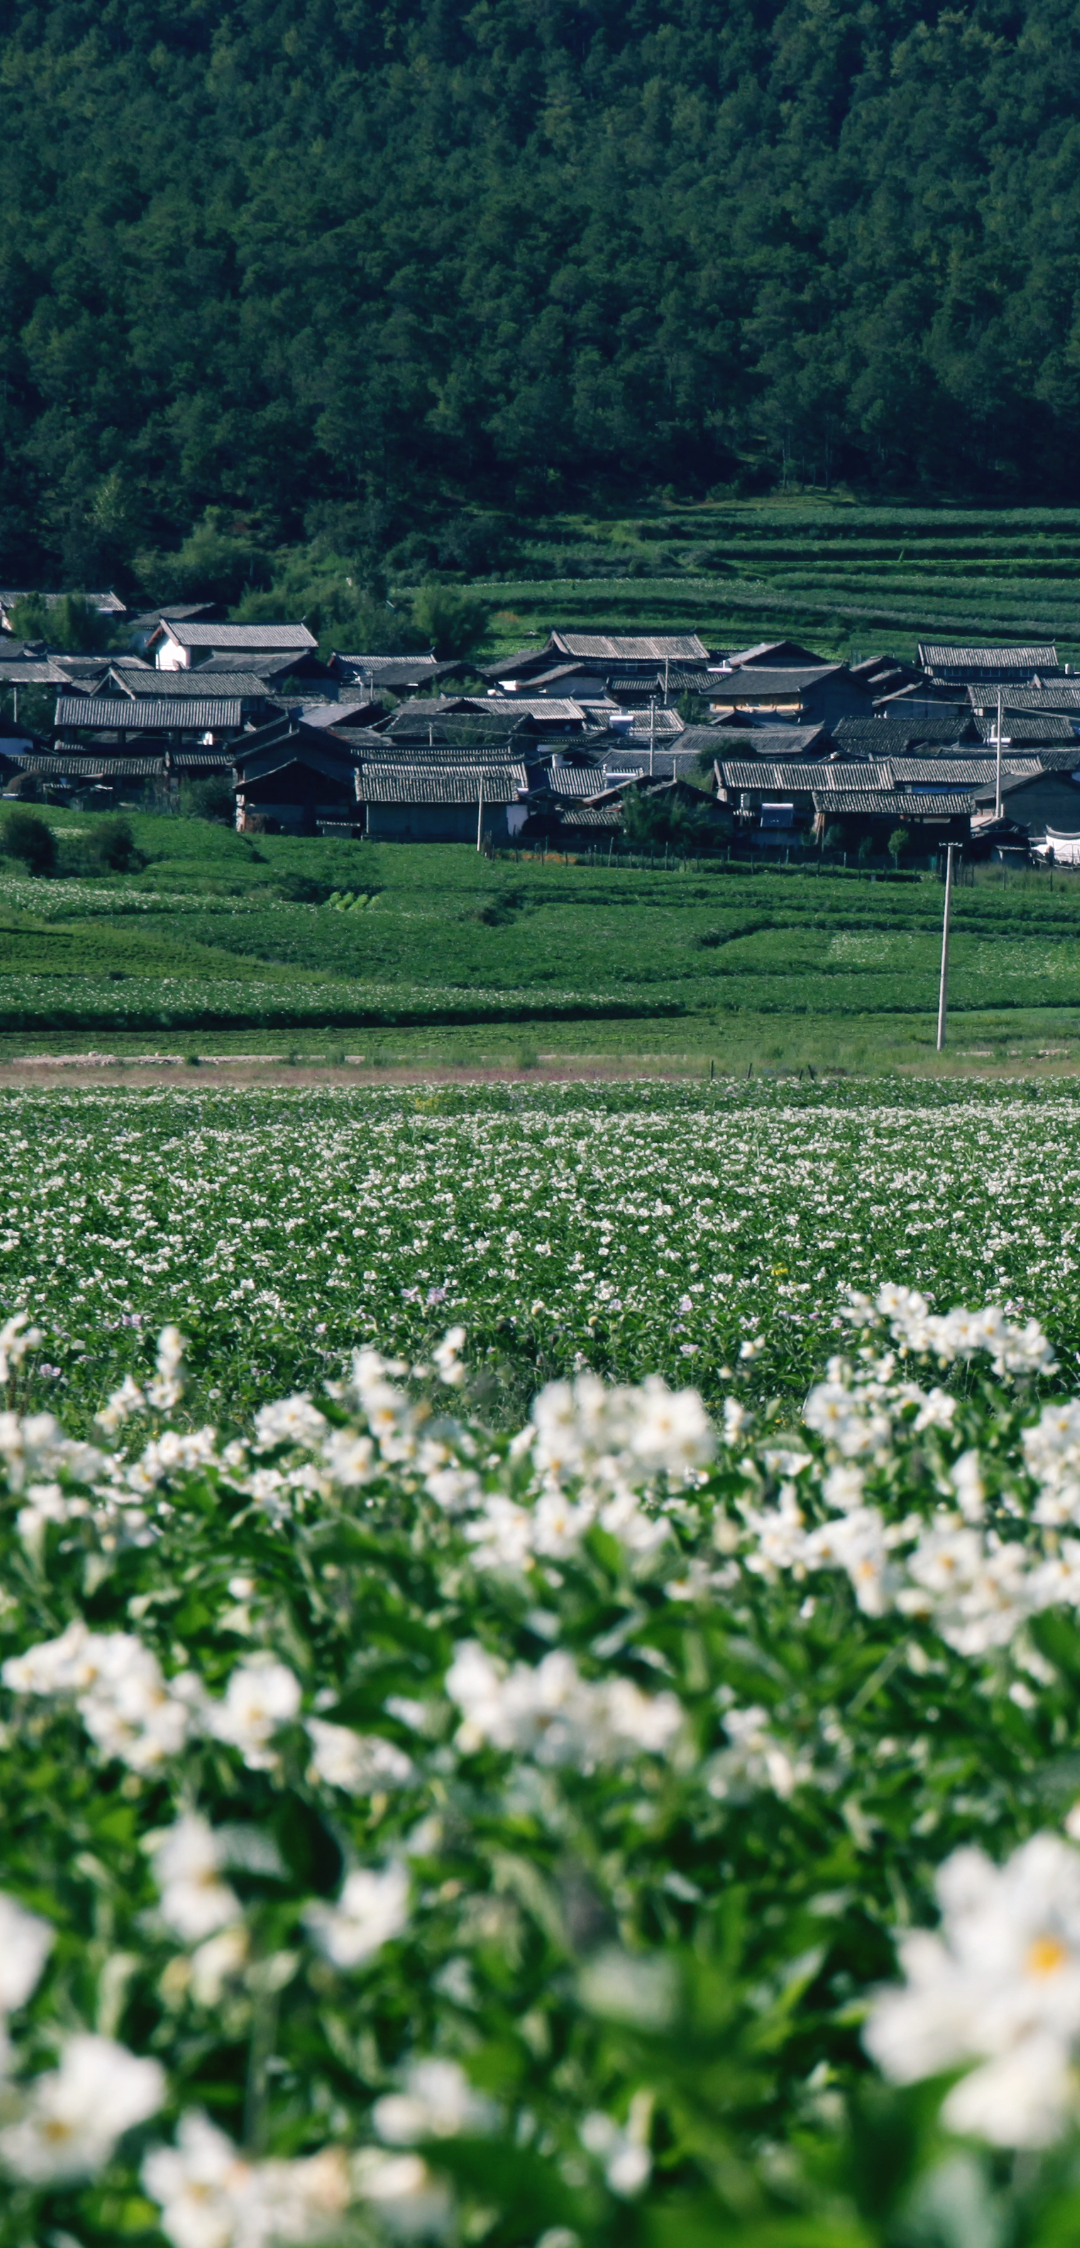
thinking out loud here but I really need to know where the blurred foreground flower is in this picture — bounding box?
[0,2032,164,2182]
[866,1833,1080,2146]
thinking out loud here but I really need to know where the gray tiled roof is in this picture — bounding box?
[362,764,526,805]
[968,683,1080,711]
[539,765,608,797]
[709,666,843,696]
[834,716,978,749]
[550,631,710,663]
[919,642,1059,677]
[17,753,166,777]
[554,802,624,829]
[974,712,1080,744]
[114,667,275,699]
[720,762,895,792]
[481,695,588,720]
[188,653,302,678]
[153,620,316,651]
[56,697,243,731]
[0,661,70,684]
[333,653,448,682]
[356,737,525,768]
[722,756,1062,792]
[812,789,973,816]
[0,589,125,615]
[615,708,685,738]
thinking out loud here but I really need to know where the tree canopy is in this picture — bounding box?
[1,0,1079,586]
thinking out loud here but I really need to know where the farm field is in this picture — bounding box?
[6,1074,1080,2244]
[6,812,1080,1072]
[4,1075,1080,1433]
[473,497,1080,663]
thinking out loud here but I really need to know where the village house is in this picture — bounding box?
[147,619,318,670]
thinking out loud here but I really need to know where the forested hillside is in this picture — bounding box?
[2,0,1080,586]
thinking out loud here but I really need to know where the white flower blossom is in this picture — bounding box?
[144,2110,350,2248]
[445,1641,681,1768]
[432,1326,467,1387]
[303,1862,410,1968]
[373,2058,496,2144]
[305,1719,414,1794]
[866,1833,1080,2146]
[254,1395,328,1450]
[211,1658,301,1770]
[351,2148,452,2238]
[146,1815,241,1942]
[581,2091,654,2197]
[147,1325,187,1412]
[0,2032,164,2183]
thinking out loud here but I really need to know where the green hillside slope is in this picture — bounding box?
[5,0,1080,590]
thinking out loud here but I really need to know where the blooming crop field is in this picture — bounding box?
[6,1081,1080,2247]
[2,1077,1080,1428]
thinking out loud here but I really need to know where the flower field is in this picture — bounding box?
[6,1080,1080,2245]
[3,1077,1080,1429]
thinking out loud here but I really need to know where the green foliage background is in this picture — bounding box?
[5,0,1080,587]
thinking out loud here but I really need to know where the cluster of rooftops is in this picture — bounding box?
[1,597,1077,853]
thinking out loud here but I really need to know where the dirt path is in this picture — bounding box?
[1,1051,1079,1090]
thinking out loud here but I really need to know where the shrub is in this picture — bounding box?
[5,592,117,654]
[0,807,56,874]
[410,581,490,659]
[180,778,235,825]
[85,814,141,873]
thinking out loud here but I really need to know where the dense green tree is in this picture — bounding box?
[2,0,1080,586]
[0,809,57,876]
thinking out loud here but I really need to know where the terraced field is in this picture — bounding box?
[475,500,1080,661]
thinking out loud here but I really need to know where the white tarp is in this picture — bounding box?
[1033,829,1080,864]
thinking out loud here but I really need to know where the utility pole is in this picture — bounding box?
[649,699,655,777]
[994,686,1003,821]
[476,773,484,852]
[936,842,955,1052]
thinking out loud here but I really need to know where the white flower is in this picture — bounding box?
[146,1815,241,1942]
[303,1863,410,1968]
[96,1372,147,1433]
[352,2149,452,2238]
[0,2032,165,2183]
[212,1658,301,1770]
[432,1326,467,1387]
[190,1926,249,2007]
[144,2110,350,2248]
[464,1495,534,1573]
[628,1377,713,1476]
[951,1450,986,1524]
[445,1641,680,1768]
[4,1626,201,1772]
[866,1833,1080,2146]
[707,1704,812,1801]
[822,1463,866,1513]
[373,2058,496,2144]
[581,2091,653,2197]
[254,1395,328,1450]
[578,1950,678,2030]
[3,1619,101,1696]
[305,1719,414,1794]
[0,1891,52,2045]
[0,1311,41,1384]
[147,1324,187,1411]
[321,1427,376,1486]
[802,1507,890,1616]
